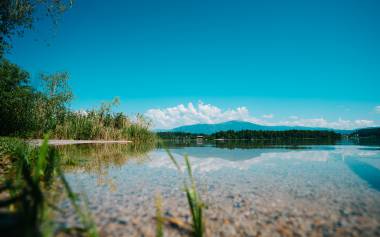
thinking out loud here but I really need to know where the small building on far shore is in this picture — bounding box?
[196,135,204,144]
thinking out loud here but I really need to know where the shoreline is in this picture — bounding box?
[29,139,132,146]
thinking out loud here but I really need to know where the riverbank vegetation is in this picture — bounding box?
[0,59,155,142]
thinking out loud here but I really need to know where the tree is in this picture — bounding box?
[0,59,36,135]
[0,0,74,135]
[0,59,74,136]
[0,0,73,57]
[36,72,73,133]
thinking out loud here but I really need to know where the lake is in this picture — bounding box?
[57,140,380,236]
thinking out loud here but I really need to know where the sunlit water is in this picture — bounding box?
[59,141,380,236]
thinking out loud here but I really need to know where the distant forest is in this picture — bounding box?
[157,130,341,140]
[352,127,380,138]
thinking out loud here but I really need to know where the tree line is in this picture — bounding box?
[157,130,341,140]
[351,127,380,138]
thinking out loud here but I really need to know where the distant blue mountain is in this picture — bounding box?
[169,120,352,134]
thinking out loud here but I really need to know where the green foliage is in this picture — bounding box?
[155,193,164,237]
[158,130,341,140]
[0,136,98,237]
[34,72,73,135]
[0,60,73,137]
[157,132,205,140]
[165,149,205,237]
[0,136,56,236]
[210,129,341,140]
[0,137,29,158]
[183,155,204,237]
[53,102,156,141]
[0,0,73,57]
[0,59,37,136]
[0,60,155,141]
[351,127,380,138]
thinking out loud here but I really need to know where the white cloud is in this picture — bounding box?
[146,150,331,173]
[145,102,256,129]
[353,119,375,128]
[375,105,380,114]
[145,101,377,130]
[274,118,375,130]
[262,114,274,119]
[146,147,380,174]
[74,109,88,116]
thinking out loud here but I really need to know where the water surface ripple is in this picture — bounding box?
[58,143,380,236]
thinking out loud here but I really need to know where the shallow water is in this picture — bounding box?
[59,141,380,236]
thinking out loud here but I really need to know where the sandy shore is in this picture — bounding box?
[29,139,132,146]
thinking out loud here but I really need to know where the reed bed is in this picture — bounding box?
[53,110,156,142]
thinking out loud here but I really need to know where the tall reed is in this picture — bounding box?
[52,100,156,142]
[165,148,205,237]
[155,193,164,237]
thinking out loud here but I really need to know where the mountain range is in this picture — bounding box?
[164,120,353,134]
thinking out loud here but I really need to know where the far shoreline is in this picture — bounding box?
[29,139,132,146]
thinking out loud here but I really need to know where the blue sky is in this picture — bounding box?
[6,0,380,129]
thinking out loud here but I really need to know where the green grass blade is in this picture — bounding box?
[161,141,205,236]
[155,193,164,237]
[164,148,181,172]
[34,135,49,181]
[184,155,193,180]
